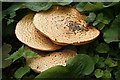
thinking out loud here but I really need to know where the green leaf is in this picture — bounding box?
[84,2,104,11]
[75,2,118,13]
[6,46,40,62]
[96,43,109,53]
[55,2,72,6]
[76,2,104,12]
[94,69,104,78]
[24,2,52,12]
[35,66,71,79]
[103,14,120,43]
[2,2,25,18]
[14,66,30,79]
[93,55,99,64]
[96,57,105,68]
[1,43,12,68]
[102,70,111,78]
[9,11,16,18]
[96,22,105,30]
[75,2,87,12]
[86,12,96,23]
[93,13,103,26]
[66,54,95,77]
[97,62,105,68]
[23,50,39,58]
[104,58,118,67]
[5,46,24,62]
[115,70,120,80]
[7,19,14,25]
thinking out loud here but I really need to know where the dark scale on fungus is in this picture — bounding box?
[65,21,88,33]
[37,66,39,69]
[55,39,57,41]
[65,60,67,63]
[54,55,56,57]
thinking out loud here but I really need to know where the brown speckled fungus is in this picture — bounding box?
[33,6,100,45]
[15,13,62,51]
[26,50,77,73]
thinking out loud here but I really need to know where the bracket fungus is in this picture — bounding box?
[33,6,100,45]
[15,13,61,51]
[15,6,100,73]
[26,50,77,73]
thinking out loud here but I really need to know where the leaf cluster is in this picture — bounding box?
[2,2,120,80]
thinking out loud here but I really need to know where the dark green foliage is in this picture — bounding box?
[2,2,120,80]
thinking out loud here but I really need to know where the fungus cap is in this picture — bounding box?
[26,50,77,73]
[15,13,61,51]
[33,6,100,45]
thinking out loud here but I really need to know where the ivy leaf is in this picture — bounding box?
[66,54,95,77]
[104,58,118,67]
[76,2,104,12]
[2,2,25,18]
[96,22,105,30]
[93,55,99,64]
[55,2,72,6]
[115,70,120,80]
[86,12,96,23]
[102,70,111,78]
[75,2,117,13]
[14,66,30,79]
[94,69,104,78]
[1,43,12,68]
[103,14,120,43]
[24,2,52,12]
[7,19,14,25]
[23,50,39,59]
[5,46,24,62]
[9,11,16,18]
[35,66,71,79]
[92,13,111,30]
[96,43,109,53]
[96,57,105,68]
[6,46,40,62]
[93,13,103,26]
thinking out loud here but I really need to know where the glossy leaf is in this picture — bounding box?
[35,66,71,79]
[2,2,25,18]
[6,46,39,62]
[93,55,99,64]
[66,54,95,77]
[14,66,30,79]
[55,2,72,5]
[5,46,25,62]
[86,12,96,23]
[102,70,111,78]
[104,14,120,43]
[96,57,105,68]
[104,58,118,67]
[94,69,104,78]
[23,50,39,58]
[75,2,118,13]
[24,2,52,12]
[96,43,109,53]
